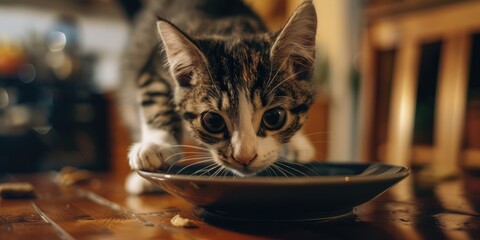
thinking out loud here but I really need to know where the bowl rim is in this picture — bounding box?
[138,162,410,186]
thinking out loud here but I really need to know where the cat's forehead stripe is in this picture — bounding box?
[221,92,230,111]
[252,90,263,110]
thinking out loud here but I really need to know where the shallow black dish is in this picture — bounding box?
[139,162,409,222]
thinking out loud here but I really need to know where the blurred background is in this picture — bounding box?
[0,0,479,182]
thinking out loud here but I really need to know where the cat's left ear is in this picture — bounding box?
[157,19,209,88]
[271,1,317,80]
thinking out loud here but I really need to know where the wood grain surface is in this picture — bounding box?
[1,170,480,240]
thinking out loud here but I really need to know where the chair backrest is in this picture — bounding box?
[359,0,480,170]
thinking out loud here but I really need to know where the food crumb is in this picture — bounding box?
[55,166,92,186]
[170,214,197,228]
[0,182,36,199]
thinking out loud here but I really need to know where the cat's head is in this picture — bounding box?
[157,2,317,176]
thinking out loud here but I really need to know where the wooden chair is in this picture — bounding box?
[359,0,480,180]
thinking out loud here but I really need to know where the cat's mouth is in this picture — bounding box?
[227,167,262,177]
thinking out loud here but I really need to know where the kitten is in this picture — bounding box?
[119,0,318,194]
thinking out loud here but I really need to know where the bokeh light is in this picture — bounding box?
[46,31,67,52]
[0,88,9,108]
[17,63,36,83]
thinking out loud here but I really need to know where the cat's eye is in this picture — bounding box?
[201,112,226,134]
[262,107,287,130]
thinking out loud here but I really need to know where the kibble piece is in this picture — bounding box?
[0,182,35,199]
[170,214,197,228]
[55,167,92,186]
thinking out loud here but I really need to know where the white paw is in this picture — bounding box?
[128,142,181,171]
[283,133,315,163]
[125,172,162,195]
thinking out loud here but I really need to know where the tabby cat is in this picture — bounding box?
[119,0,318,194]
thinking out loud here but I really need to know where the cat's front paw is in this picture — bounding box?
[283,133,315,163]
[128,142,181,171]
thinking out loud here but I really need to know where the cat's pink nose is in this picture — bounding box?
[233,154,257,166]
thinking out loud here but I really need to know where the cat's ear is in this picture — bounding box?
[271,1,317,80]
[157,19,208,88]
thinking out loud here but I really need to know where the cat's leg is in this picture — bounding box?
[126,72,183,194]
[282,131,315,163]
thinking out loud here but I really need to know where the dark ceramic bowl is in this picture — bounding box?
[138,162,409,222]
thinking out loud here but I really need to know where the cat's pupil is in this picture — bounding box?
[263,107,287,130]
[201,112,225,133]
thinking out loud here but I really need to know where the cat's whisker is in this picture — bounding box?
[219,168,229,178]
[277,148,328,161]
[219,168,226,177]
[164,151,211,163]
[277,161,319,176]
[168,159,213,173]
[273,164,291,177]
[263,167,270,177]
[215,166,226,178]
[265,167,274,177]
[176,159,217,174]
[265,52,294,90]
[169,155,213,163]
[175,151,212,155]
[229,170,242,180]
[266,166,274,177]
[191,162,217,175]
[204,62,221,95]
[210,167,221,178]
[223,168,234,177]
[167,144,211,152]
[271,164,290,177]
[172,154,214,161]
[199,164,220,176]
[209,166,224,179]
[275,162,309,177]
[175,162,214,175]
[168,158,214,171]
[271,166,279,177]
[169,157,214,166]
[176,151,212,155]
[266,71,302,97]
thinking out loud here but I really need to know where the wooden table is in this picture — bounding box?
[1,170,480,240]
